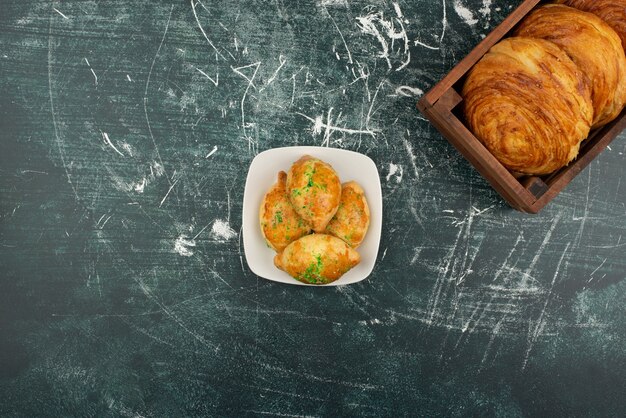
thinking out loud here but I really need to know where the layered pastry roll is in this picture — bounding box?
[554,0,626,53]
[515,4,626,128]
[463,37,593,175]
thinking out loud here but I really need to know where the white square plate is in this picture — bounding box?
[242,146,382,286]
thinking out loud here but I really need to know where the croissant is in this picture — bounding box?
[553,0,626,54]
[463,37,593,175]
[515,4,626,128]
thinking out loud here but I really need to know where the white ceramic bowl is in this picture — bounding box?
[242,146,382,286]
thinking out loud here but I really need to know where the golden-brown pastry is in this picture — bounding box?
[274,234,360,285]
[326,181,370,248]
[515,4,626,128]
[462,37,593,175]
[553,0,626,53]
[259,171,311,252]
[286,156,342,233]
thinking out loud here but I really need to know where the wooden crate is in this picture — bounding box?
[417,0,626,213]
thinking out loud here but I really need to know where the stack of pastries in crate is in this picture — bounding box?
[463,3,626,176]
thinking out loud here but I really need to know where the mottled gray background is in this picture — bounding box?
[1,0,625,416]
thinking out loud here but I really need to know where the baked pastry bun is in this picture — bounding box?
[286,155,342,233]
[463,37,593,175]
[274,234,360,285]
[554,0,626,54]
[326,181,370,248]
[259,171,312,252]
[515,4,626,128]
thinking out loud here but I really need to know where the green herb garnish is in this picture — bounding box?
[299,253,324,284]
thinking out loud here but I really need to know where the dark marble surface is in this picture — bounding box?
[1,0,625,416]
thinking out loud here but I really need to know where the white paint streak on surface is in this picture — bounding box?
[83,57,97,85]
[386,163,403,183]
[152,161,165,178]
[522,213,562,286]
[100,215,113,229]
[395,86,423,97]
[174,235,196,257]
[440,0,448,42]
[191,0,226,60]
[326,11,353,64]
[356,4,411,71]
[205,145,218,158]
[472,205,494,217]
[211,219,237,242]
[263,55,287,89]
[159,177,179,207]
[479,0,493,19]
[366,80,385,132]
[296,111,376,138]
[134,177,147,193]
[119,142,134,157]
[96,213,112,229]
[195,66,219,86]
[192,222,212,240]
[480,314,507,369]
[145,5,174,184]
[105,166,134,192]
[231,62,261,151]
[413,39,440,50]
[319,0,348,6]
[522,242,571,370]
[48,14,79,200]
[411,0,447,50]
[102,132,124,157]
[53,8,69,19]
[453,0,478,26]
[402,133,420,179]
